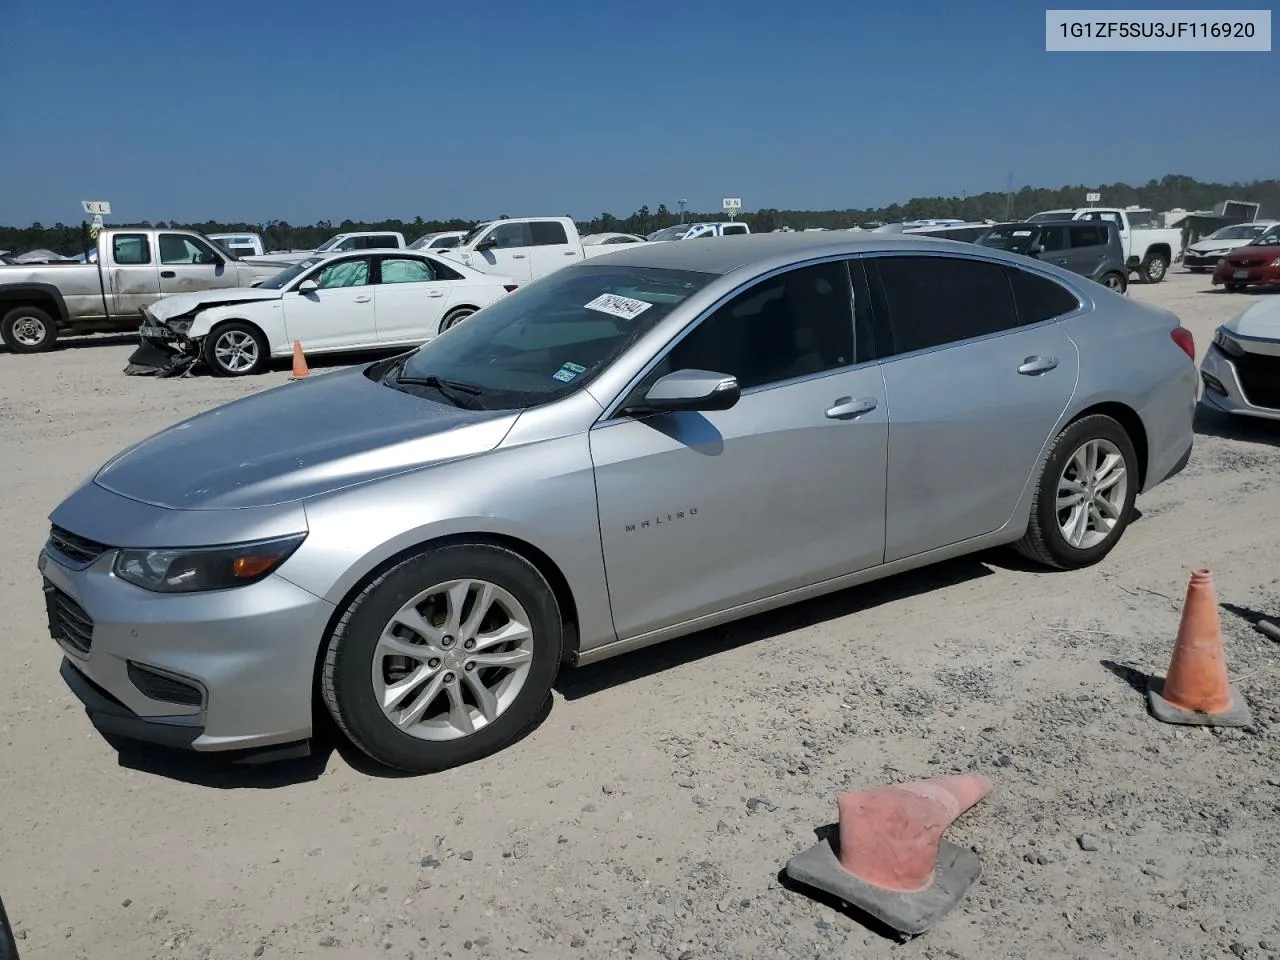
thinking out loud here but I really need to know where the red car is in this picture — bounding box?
[1213,228,1280,291]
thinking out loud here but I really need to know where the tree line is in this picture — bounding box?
[4,174,1277,257]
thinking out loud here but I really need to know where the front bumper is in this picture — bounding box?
[40,542,335,753]
[1199,342,1280,422]
[1183,252,1225,269]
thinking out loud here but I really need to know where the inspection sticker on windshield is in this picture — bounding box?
[552,361,586,383]
[584,293,653,320]
[1013,230,1032,236]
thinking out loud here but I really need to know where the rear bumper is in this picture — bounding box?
[1212,264,1280,287]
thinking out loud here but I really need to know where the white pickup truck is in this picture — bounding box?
[439,217,641,283]
[647,221,752,242]
[1026,207,1182,283]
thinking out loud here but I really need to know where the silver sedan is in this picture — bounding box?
[40,233,1198,772]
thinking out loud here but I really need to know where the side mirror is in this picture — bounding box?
[475,236,498,251]
[1028,244,1045,257]
[624,369,741,415]
[297,279,319,294]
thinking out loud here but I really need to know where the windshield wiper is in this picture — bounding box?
[395,371,485,408]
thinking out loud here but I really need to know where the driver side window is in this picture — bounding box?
[311,257,371,289]
[648,261,856,392]
[487,222,530,249]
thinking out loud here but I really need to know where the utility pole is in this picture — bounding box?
[678,198,687,224]
[1004,173,1014,221]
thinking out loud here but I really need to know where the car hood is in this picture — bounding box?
[1224,297,1280,341]
[146,287,284,321]
[1189,239,1254,254]
[93,365,521,510]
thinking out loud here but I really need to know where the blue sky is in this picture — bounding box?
[1,0,1275,225]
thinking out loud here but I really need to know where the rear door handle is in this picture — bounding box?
[565,250,577,255]
[160,270,175,278]
[825,396,878,420]
[426,289,444,298]
[353,295,372,303]
[1018,355,1058,375]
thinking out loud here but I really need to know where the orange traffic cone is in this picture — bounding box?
[784,774,993,935]
[290,340,310,380]
[1147,568,1252,727]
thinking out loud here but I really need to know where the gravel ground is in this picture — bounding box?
[1,271,1278,960]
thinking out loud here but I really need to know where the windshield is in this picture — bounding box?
[648,226,690,242]
[408,235,434,250]
[1249,229,1280,246]
[1208,223,1270,241]
[314,236,345,253]
[1025,211,1070,222]
[459,223,492,247]
[257,257,323,289]
[977,226,1039,254]
[395,264,714,409]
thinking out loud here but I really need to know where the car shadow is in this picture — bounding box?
[1194,403,1280,444]
[556,556,994,701]
[104,689,554,787]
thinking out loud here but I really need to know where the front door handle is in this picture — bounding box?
[160,270,176,278]
[426,289,444,298]
[353,295,372,303]
[565,250,576,255]
[512,254,526,259]
[1017,355,1058,375]
[825,396,878,420]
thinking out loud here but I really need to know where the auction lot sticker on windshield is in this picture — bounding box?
[584,293,653,320]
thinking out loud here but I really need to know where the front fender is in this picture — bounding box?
[275,434,618,652]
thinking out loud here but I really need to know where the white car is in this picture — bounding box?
[1183,221,1278,272]
[138,251,518,377]
[409,230,467,251]
[1200,295,1280,422]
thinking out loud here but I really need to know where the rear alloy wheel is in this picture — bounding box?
[440,307,476,332]
[322,543,563,773]
[1016,414,1138,570]
[1100,272,1127,294]
[1141,253,1169,283]
[1,305,58,353]
[203,321,268,376]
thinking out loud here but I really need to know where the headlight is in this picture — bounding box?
[1213,328,1244,358]
[168,319,194,334]
[113,533,306,593]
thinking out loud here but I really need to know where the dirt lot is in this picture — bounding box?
[1,271,1278,960]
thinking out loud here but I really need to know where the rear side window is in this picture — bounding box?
[529,221,569,246]
[112,234,151,265]
[1007,267,1080,325]
[873,256,1018,355]
[722,224,748,235]
[1037,226,1069,252]
[1069,224,1109,248]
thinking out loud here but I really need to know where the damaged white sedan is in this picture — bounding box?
[130,250,519,377]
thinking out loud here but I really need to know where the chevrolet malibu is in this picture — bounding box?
[40,233,1197,773]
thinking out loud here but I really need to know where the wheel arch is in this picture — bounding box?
[1144,243,1172,262]
[0,284,69,324]
[310,531,583,707]
[1063,400,1149,490]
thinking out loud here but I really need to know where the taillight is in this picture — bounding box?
[1170,327,1195,360]
[503,284,518,293]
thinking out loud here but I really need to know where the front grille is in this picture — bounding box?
[48,586,94,654]
[1227,257,1268,268]
[127,662,204,707]
[1231,350,1280,409]
[47,525,110,567]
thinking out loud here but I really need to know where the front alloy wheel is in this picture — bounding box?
[323,543,563,773]
[204,321,268,376]
[372,579,535,740]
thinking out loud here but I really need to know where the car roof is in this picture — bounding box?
[587,231,987,276]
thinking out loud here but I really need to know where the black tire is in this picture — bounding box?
[1016,414,1139,570]
[1140,252,1169,284]
[322,543,563,773]
[1,304,58,353]
[1225,283,1245,293]
[1099,272,1127,294]
[202,320,268,376]
[439,306,477,332]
